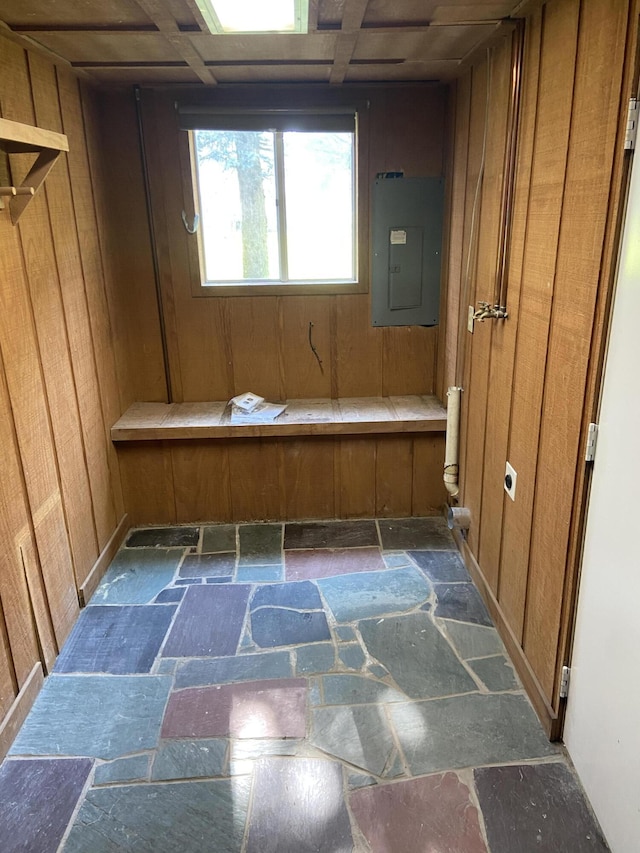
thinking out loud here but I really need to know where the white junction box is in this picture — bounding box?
[504,461,517,501]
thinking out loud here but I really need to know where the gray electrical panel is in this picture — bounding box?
[371,176,444,327]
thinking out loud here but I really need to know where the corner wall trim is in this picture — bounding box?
[453,529,559,740]
[79,513,129,607]
[0,662,44,763]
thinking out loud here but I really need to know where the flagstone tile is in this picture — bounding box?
[10,675,171,760]
[468,655,519,692]
[441,620,505,659]
[236,565,284,582]
[321,674,406,705]
[408,550,472,582]
[368,664,388,679]
[180,553,236,578]
[89,548,183,605]
[251,580,322,611]
[335,625,356,641]
[246,758,353,853]
[350,772,488,853]
[378,517,456,551]
[202,524,236,553]
[154,587,185,604]
[284,520,379,550]
[349,773,377,790]
[252,607,331,648]
[64,778,251,853]
[382,551,413,568]
[54,605,176,674]
[175,578,202,585]
[434,582,493,627]
[475,763,610,853]
[162,679,307,739]
[151,739,227,781]
[94,754,150,786]
[0,758,93,853]
[175,651,293,689]
[359,612,476,699]
[285,547,385,580]
[126,526,199,548]
[338,643,366,670]
[162,584,250,657]
[390,693,557,775]
[310,705,396,776]
[238,524,282,565]
[206,576,233,584]
[295,643,336,674]
[318,567,431,622]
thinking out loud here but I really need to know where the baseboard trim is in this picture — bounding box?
[0,662,44,763]
[454,530,559,740]
[79,514,129,607]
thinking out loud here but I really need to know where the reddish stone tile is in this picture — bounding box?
[350,772,488,853]
[285,548,385,580]
[162,678,307,739]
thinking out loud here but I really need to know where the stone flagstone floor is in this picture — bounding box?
[0,518,609,852]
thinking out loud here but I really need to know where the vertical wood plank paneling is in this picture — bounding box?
[382,326,438,396]
[118,443,175,525]
[172,441,232,523]
[0,43,79,649]
[336,438,377,518]
[479,11,543,597]
[412,435,447,515]
[335,294,383,397]
[0,610,17,719]
[228,440,283,521]
[499,0,580,641]
[523,0,629,698]
[283,439,336,520]
[227,297,283,400]
[280,296,332,398]
[57,67,124,532]
[375,438,413,517]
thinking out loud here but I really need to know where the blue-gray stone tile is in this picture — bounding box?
[284,519,379,549]
[206,575,234,584]
[94,754,150,786]
[252,607,331,648]
[89,548,183,605]
[0,757,92,853]
[175,651,293,688]
[251,580,322,611]
[468,655,519,692]
[311,705,396,776]
[321,674,406,705]
[382,552,412,568]
[180,553,235,578]
[295,643,335,674]
[335,625,356,641]
[475,762,610,853]
[155,657,177,675]
[10,675,171,760]
[441,619,505,659]
[246,758,353,853]
[408,550,472,582]
[349,773,377,790]
[54,605,175,674]
[390,693,558,775]
[126,527,199,548]
[64,778,251,853]
[235,565,284,582]
[434,582,493,627]
[359,612,476,699]
[154,587,185,604]
[151,739,227,781]
[338,643,366,670]
[175,577,202,585]
[162,584,250,657]
[238,524,282,565]
[378,517,456,551]
[368,664,388,679]
[309,678,323,705]
[202,524,236,554]
[318,566,431,622]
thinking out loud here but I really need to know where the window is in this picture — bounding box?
[180,107,359,294]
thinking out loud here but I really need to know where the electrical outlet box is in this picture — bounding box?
[468,305,475,333]
[504,461,517,501]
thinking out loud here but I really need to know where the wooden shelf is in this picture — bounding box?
[0,117,68,225]
[111,396,447,442]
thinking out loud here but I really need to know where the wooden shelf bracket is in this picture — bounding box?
[0,117,68,225]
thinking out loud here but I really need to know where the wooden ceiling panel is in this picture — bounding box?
[345,60,460,82]
[189,33,337,62]
[28,32,185,64]
[163,0,200,30]
[431,3,517,23]
[0,0,153,28]
[212,65,332,83]
[82,66,203,84]
[317,0,346,29]
[353,25,497,63]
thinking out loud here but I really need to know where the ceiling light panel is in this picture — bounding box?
[196,0,309,34]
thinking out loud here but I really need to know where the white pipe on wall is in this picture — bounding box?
[444,386,462,497]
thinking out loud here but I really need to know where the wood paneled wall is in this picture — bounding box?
[95,84,448,406]
[445,0,633,736]
[0,39,127,757]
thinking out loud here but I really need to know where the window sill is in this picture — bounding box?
[192,280,367,297]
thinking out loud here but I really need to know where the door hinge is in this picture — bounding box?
[625,97,638,150]
[560,665,571,700]
[585,422,598,463]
